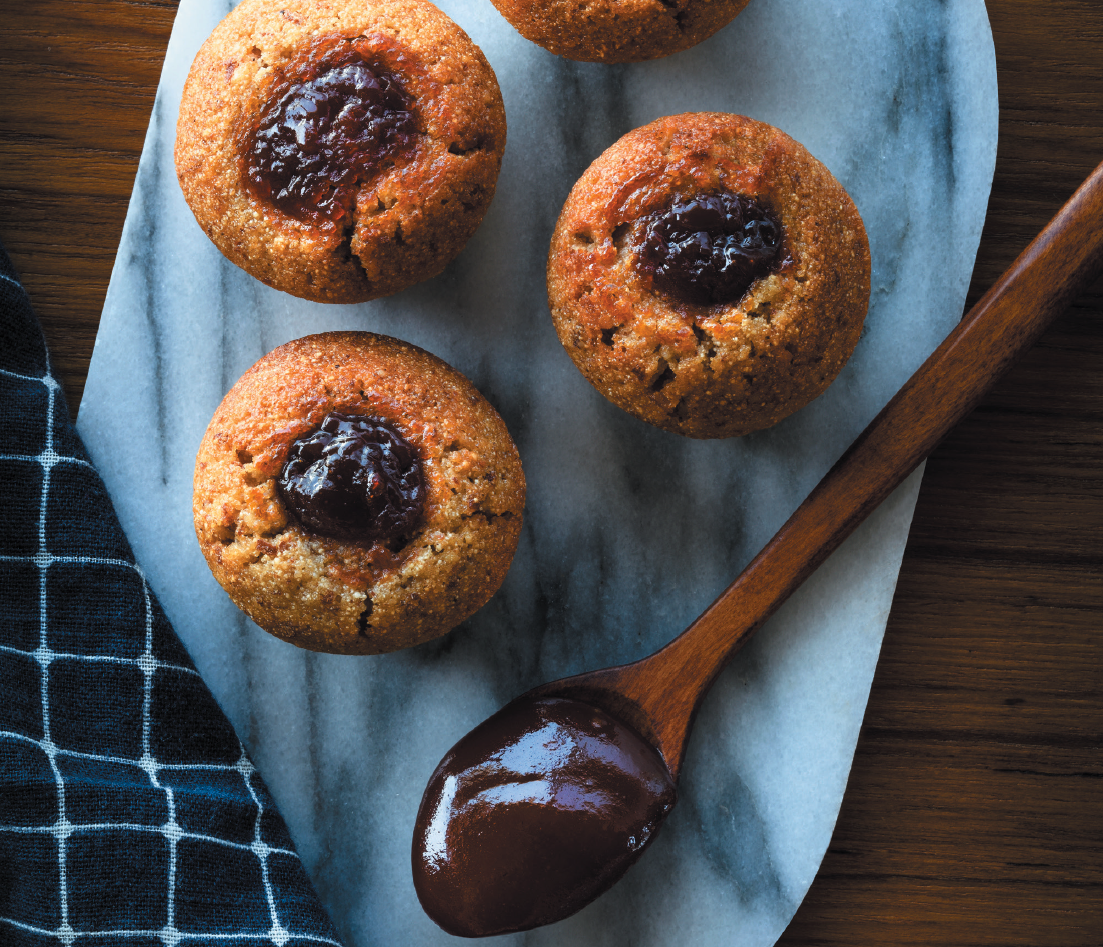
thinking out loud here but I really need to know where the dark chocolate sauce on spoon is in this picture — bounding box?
[412,696,675,937]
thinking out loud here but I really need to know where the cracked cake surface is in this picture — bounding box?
[547,112,871,439]
[193,332,525,654]
[175,0,506,303]
[489,0,751,62]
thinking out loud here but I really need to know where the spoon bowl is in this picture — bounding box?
[412,695,676,937]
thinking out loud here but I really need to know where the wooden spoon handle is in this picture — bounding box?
[621,160,1103,777]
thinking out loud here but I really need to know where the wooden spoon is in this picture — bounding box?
[412,161,1103,938]
[526,158,1103,781]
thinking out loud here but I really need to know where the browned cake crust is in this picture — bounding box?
[490,0,751,62]
[175,0,506,304]
[193,332,525,654]
[547,113,871,438]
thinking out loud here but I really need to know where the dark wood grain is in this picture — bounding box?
[0,1,1099,944]
[0,0,178,414]
[781,3,1103,943]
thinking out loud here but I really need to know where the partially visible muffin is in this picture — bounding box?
[175,0,506,304]
[547,112,871,439]
[193,332,525,654]
[489,0,751,62]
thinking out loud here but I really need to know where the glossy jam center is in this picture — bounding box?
[244,42,417,224]
[277,413,424,543]
[636,192,783,305]
[412,696,677,937]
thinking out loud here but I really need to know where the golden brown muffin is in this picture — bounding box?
[490,0,751,62]
[193,332,525,654]
[547,113,870,439]
[175,0,506,304]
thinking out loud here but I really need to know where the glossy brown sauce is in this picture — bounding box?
[411,696,677,937]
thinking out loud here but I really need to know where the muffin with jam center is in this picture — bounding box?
[547,112,871,439]
[175,0,506,303]
[490,0,752,62]
[193,332,525,654]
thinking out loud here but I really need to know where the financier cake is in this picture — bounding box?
[193,332,525,654]
[175,0,506,304]
[490,0,752,62]
[547,112,871,438]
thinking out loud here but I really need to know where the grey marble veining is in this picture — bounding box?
[77,1,997,944]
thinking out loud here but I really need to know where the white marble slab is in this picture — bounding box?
[77,0,997,943]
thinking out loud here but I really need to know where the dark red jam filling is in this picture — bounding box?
[244,41,417,225]
[636,191,783,305]
[277,413,425,544]
[412,696,677,937]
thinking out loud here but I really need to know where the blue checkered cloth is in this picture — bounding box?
[0,243,344,946]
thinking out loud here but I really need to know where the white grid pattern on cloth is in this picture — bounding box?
[0,341,342,946]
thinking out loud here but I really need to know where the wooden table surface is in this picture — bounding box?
[1,1,1099,943]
